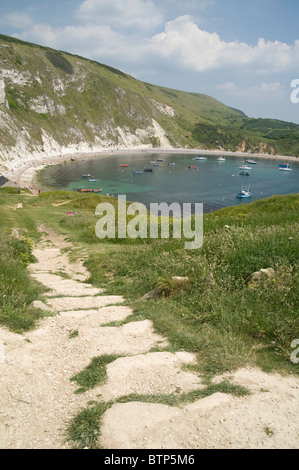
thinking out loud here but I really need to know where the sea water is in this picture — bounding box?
[37,152,299,213]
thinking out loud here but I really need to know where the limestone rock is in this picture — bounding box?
[29,300,55,313]
[248,268,276,289]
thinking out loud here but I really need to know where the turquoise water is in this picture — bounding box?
[38,152,299,213]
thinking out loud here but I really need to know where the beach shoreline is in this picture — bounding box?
[1,146,298,194]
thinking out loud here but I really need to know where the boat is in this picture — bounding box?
[152,163,159,167]
[236,187,251,198]
[144,168,153,172]
[82,174,91,178]
[194,156,207,160]
[121,164,128,167]
[92,189,102,193]
[77,188,93,192]
[168,162,176,166]
[279,163,292,171]
[188,166,197,169]
[239,171,250,176]
[245,159,257,164]
[156,159,164,162]
[88,178,98,182]
[239,165,251,170]
[132,169,143,174]
[217,157,226,161]
[150,161,156,164]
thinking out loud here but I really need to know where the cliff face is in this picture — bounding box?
[0,39,178,171]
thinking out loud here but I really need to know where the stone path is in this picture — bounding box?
[0,225,298,449]
[0,226,201,448]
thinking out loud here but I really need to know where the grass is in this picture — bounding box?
[0,228,47,332]
[0,189,298,447]
[1,190,297,371]
[70,354,119,394]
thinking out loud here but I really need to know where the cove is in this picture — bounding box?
[37,152,299,213]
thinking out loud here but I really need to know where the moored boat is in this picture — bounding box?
[217,157,226,161]
[188,166,197,169]
[194,156,207,160]
[132,169,143,174]
[168,162,176,166]
[144,168,153,172]
[279,163,292,171]
[239,165,251,170]
[245,159,257,164]
[236,187,251,198]
[121,164,128,167]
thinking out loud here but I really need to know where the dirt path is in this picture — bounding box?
[0,227,298,449]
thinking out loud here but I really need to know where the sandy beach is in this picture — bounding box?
[1,145,297,194]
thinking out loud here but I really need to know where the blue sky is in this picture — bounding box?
[1,0,299,124]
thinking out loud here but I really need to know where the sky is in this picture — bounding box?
[1,0,299,124]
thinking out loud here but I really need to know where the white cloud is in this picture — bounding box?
[216,81,286,100]
[75,0,164,32]
[216,82,238,91]
[16,12,299,81]
[0,11,33,29]
[150,16,299,73]
[260,82,283,92]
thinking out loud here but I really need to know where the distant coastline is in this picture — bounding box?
[2,146,298,194]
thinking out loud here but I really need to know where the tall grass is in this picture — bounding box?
[0,230,46,332]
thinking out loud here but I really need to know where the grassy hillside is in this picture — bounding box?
[1,34,299,159]
[0,188,298,377]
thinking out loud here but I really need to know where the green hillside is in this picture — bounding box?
[0,33,299,162]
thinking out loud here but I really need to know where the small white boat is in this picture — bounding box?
[217,157,226,161]
[245,159,257,164]
[237,188,251,198]
[194,156,207,160]
[88,178,98,182]
[168,162,176,166]
[279,163,292,171]
[239,165,251,170]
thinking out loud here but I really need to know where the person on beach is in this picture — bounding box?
[18,187,20,194]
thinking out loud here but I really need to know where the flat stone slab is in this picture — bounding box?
[96,351,204,401]
[60,305,134,325]
[46,295,125,312]
[31,273,104,297]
